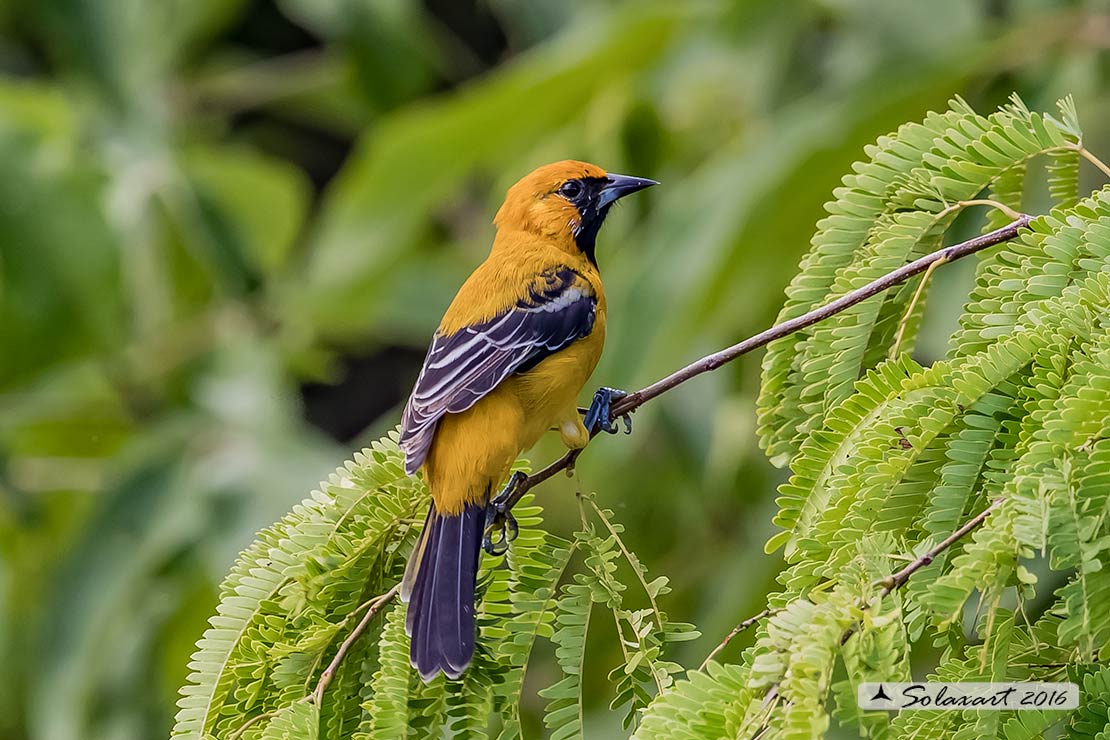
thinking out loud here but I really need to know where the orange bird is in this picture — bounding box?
[399,160,656,680]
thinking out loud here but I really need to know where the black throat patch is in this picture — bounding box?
[565,176,613,267]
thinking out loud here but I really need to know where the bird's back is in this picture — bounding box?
[424,237,606,503]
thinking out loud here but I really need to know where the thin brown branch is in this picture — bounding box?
[705,497,1004,685]
[223,584,400,737]
[698,608,776,672]
[877,497,1004,598]
[311,584,400,705]
[500,216,1033,513]
[838,496,1005,647]
[747,498,1003,738]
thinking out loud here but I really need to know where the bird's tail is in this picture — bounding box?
[401,501,485,681]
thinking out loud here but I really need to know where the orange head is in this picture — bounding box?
[493,160,657,264]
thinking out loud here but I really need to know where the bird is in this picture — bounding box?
[398,160,657,681]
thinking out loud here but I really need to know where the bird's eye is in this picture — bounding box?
[559,180,583,199]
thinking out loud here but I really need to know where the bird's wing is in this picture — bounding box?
[400,267,596,474]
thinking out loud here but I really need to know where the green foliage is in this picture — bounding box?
[757,95,1083,464]
[361,603,409,738]
[260,703,320,740]
[174,449,691,738]
[539,574,593,740]
[173,434,425,739]
[636,96,1110,739]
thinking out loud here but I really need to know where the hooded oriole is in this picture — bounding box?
[398,160,656,680]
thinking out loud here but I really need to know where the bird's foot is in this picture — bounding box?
[582,386,633,436]
[483,471,525,555]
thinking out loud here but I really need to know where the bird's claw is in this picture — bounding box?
[482,512,515,556]
[483,471,525,555]
[583,386,633,435]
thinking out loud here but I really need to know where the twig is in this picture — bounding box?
[698,608,776,672]
[747,498,1003,739]
[701,495,1001,676]
[223,585,400,738]
[876,497,1004,598]
[838,496,1005,647]
[499,216,1033,513]
[311,584,400,705]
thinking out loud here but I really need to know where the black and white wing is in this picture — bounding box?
[399,267,596,474]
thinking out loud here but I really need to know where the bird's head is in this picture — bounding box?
[493,160,657,265]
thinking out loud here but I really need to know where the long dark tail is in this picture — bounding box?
[401,502,485,681]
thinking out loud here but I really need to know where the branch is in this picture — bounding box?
[840,495,1006,645]
[880,497,1004,597]
[500,215,1033,513]
[699,497,1004,674]
[698,608,776,672]
[744,497,1004,739]
[311,584,400,705]
[225,584,400,738]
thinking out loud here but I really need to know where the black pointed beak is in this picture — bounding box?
[598,173,658,208]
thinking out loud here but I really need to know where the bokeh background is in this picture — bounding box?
[0,1,1107,738]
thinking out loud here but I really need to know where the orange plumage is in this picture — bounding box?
[398,160,656,680]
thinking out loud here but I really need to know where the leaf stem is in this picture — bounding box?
[697,608,776,672]
[889,254,947,359]
[1070,143,1110,179]
[878,497,1004,597]
[585,498,667,640]
[226,709,278,740]
[956,198,1025,221]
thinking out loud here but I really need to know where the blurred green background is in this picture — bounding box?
[0,1,1106,738]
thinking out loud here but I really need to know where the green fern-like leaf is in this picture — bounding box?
[259,702,321,740]
[756,103,977,466]
[361,602,410,737]
[493,500,575,738]
[985,161,1028,232]
[745,98,1110,739]
[758,96,1083,464]
[173,433,425,740]
[1064,666,1110,739]
[539,578,593,740]
[633,661,752,740]
[1048,148,1081,207]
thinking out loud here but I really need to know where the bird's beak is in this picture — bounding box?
[598,173,658,208]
